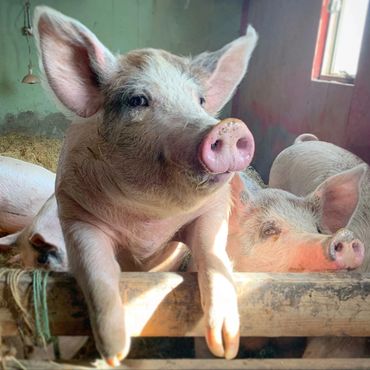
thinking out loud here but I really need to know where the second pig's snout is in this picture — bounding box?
[199,118,255,175]
[328,229,365,270]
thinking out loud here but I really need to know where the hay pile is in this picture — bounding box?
[0,134,62,172]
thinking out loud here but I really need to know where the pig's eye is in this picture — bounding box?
[200,97,206,106]
[37,253,49,265]
[128,95,149,108]
[261,221,281,238]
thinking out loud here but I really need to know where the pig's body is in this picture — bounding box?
[269,136,370,273]
[0,195,67,271]
[269,134,370,358]
[0,156,55,233]
[34,6,258,364]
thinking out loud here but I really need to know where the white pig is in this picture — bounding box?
[34,6,258,364]
[196,166,366,358]
[269,134,370,358]
[0,195,67,271]
[0,156,55,234]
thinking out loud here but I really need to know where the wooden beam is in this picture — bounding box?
[0,272,370,337]
[3,358,370,370]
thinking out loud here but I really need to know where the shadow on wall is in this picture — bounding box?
[0,111,71,139]
[247,114,296,183]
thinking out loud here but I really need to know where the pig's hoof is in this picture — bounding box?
[205,308,240,359]
[97,304,131,367]
[106,351,126,367]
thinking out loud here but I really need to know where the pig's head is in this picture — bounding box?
[34,7,257,213]
[0,196,67,272]
[230,165,366,272]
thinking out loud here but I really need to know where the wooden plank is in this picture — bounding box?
[0,272,370,337]
[3,358,370,370]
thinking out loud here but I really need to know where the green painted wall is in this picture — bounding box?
[0,0,243,137]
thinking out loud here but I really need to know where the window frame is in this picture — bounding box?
[312,0,369,85]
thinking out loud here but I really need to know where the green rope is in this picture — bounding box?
[32,269,53,346]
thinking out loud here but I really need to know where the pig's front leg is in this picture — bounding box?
[185,203,239,359]
[62,221,129,366]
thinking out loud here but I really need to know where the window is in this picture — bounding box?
[312,0,369,84]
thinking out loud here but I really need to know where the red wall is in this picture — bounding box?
[232,0,370,180]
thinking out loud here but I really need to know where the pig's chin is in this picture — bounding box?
[196,170,234,188]
[209,171,234,184]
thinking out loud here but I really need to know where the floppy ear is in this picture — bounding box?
[0,232,20,251]
[192,25,258,114]
[310,164,367,233]
[34,6,117,117]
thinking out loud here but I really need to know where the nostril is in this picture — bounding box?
[352,242,360,253]
[211,140,222,152]
[236,138,248,150]
[334,242,343,253]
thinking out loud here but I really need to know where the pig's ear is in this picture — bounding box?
[29,233,58,253]
[192,25,258,114]
[0,232,20,251]
[34,6,117,117]
[311,164,367,233]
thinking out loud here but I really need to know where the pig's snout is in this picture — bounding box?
[199,118,255,174]
[329,229,365,269]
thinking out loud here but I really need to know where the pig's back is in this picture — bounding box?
[0,156,56,232]
[269,140,364,196]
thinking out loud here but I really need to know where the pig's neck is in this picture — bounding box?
[227,170,263,267]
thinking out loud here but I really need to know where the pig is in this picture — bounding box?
[33,6,258,365]
[0,195,67,271]
[269,133,370,358]
[195,165,366,358]
[228,168,365,273]
[269,134,370,272]
[0,156,55,234]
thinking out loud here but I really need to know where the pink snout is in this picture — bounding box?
[329,230,365,270]
[199,118,255,174]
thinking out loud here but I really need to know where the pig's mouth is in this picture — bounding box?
[196,166,234,187]
[210,171,233,183]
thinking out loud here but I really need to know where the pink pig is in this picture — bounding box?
[0,156,55,234]
[33,6,258,365]
[269,133,370,358]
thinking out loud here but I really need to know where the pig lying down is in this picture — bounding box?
[33,6,257,365]
[269,133,370,273]
[0,156,55,234]
[269,134,370,358]
[0,156,65,270]
[0,195,67,271]
[228,168,365,273]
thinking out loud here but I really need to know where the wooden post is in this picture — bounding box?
[0,271,369,337]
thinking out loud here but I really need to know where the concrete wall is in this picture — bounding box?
[233,0,370,180]
[0,0,244,137]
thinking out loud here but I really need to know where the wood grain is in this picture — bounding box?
[0,272,369,337]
